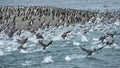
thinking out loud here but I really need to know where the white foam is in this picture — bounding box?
[92,41,101,45]
[20,49,28,53]
[5,46,13,52]
[28,35,38,43]
[20,31,33,37]
[52,34,63,41]
[73,41,80,46]
[65,55,72,61]
[104,44,118,49]
[22,61,33,66]
[60,44,68,47]
[114,21,120,26]
[81,35,88,42]
[93,38,99,41]
[0,50,4,56]
[0,41,4,45]
[65,54,86,61]
[41,56,54,63]
[112,43,118,48]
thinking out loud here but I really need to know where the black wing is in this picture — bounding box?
[95,45,107,51]
[24,37,28,41]
[22,37,28,44]
[36,33,44,39]
[17,45,27,50]
[62,30,71,35]
[61,30,71,39]
[47,41,53,46]
[80,46,92,53]
[38,40,46,47]
[65,30,71,34]
[17,39,22,44]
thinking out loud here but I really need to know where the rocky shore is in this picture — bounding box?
[0,6,120,30]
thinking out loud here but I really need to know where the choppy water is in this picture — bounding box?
[0,22,120,68]
[0,0,120,68]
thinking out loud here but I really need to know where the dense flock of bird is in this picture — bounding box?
[0,6,120,56]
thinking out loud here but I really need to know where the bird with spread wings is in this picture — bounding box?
[38,40,53,50]
[80,45,107,56]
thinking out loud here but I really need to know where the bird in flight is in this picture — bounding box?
[17,37,28,50]
[79,45,107,56]
[17,44,27,50]
[61,30,71,39]
[17,37,28,44]
[36,33,44,39]
[38,40,53,50]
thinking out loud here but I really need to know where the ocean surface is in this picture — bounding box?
[0,0,120,68]
[0,23,120,68]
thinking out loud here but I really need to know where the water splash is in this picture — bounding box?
[28,35,38,44]
[0,50,4,56]
[65,54,86,61]
[73,41,80,46]
[41,56,54,63]
[20,49,28,53]
[0,41,4,45]
[52,34,63,41]
[81,35,88,42]
[22,61,33,66]
[93,38,99,41]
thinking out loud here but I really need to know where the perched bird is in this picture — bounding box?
[80,45,107,56]
[12,15,16,24]
[38,40,53,50]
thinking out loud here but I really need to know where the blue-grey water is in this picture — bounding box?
[0,0,120,68]
[0,23,120,68]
